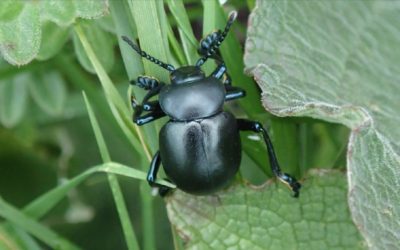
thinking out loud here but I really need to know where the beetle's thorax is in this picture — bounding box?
[170,66,205,85]
[159,73,226,121]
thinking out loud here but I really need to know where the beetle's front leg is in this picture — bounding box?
[130,76,165,103]
[130,76,166,125]
[132,100,166,126]
[237,119,302,197]
[147,151,172,197]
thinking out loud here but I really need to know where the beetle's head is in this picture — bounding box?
[170,66,205,85]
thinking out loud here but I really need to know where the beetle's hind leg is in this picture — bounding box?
[237,119,301,197]
[147,151,172,197]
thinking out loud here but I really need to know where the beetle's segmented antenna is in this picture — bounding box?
[122,36,175,72]
[196,11,238,67]
[220,11,238,42]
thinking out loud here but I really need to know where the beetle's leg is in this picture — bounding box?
[131,96,165,126]
[130,76,160,90]
[133,104,166,126]
[210,61,246,101]
[147,151,172,197]
[196,11,237,66]
[225,85,246,101]
[130,76,166,125]
[130,76,165,104]
[211,62,227,79]
[142,100,159,111]
[237,119,302,198]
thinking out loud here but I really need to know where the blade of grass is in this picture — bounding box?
[167,21,187,66]
[0,225,42,250]
[83,92,139,250]
[0,226,21,250]
[270,118,300,177]
[0,163,174,223]
[109,0,143,80]
[109,0,159,156]
[0,163,175,243]
[166,0,198,65]
[74,22,145,157]
[110,3,163,249]
[0,198,80,250]
[126,2,172,249]
[299,123,312,176]
[83,92,111,162]
[128,0,170,82]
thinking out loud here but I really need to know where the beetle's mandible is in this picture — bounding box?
[122,11,301,197]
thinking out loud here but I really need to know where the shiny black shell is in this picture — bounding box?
[159,77,225,121]
[159,111,241,195]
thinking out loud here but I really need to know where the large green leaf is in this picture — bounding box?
[0,73,29,127]
[0,0,108,65]
[244,1,400,249]
[29,70,67,116]
[167,170,363,249]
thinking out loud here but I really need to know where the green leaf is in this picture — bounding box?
[29,70,67,116]
[36,22,70,61]
[0,1,40,65]
[167,170,363,249]
[0,1,23,22]
[0,0,108,65]
[244,1,400,248]
[40,0,108,26]
[0,73,29,127]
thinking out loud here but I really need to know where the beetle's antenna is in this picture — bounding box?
[122,36,175,72]
[196,11,238,67]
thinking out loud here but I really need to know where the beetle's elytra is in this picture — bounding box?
[122,11,301,197]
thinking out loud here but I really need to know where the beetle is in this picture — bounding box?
[122,11,301,197]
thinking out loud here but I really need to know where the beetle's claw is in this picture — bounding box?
[291,183,301,198]
[159,186,172,197]
[131,96,139,108]
[148,177,173,197]
[279,173,301,198]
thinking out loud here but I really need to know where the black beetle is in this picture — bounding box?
[122,11,301,197]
